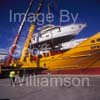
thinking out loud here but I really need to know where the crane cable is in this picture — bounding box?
[20,0,45,62]
[47,0,60,48]
[48,0,60,25]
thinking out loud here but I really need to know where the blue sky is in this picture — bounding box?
[0,0,100,51]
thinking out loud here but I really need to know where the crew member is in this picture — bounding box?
[9,70,16,86]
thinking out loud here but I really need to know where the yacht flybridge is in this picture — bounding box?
[32,24,86,47]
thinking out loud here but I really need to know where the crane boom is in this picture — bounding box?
[5,0,34,66]
[20,0,45,62]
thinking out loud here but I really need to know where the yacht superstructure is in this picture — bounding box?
[32,24,86,47]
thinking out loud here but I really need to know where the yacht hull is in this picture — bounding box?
[34,35,75,47]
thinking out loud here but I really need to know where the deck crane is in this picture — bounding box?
[5,0,45,66]
[20,0,45,62]
[5,0,34,66]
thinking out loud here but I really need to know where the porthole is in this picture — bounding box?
[97,38,100,42]
[97,45,100,48]
[91,40,95,43]
[91,46,96,49]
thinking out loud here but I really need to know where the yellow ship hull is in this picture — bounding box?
[21,32,100,74]
[40,50,100,74]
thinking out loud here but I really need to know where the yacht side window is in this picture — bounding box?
[33,35,36,40]
[46,34,49,37]
[71,27,74,29]
[39,34,42,38]
[33,37,35,40]
[79,25,81,28]
[57,27,61,32]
